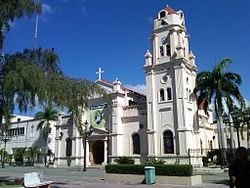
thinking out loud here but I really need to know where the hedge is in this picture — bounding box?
[105,164,193,176]
[105,165,144,175]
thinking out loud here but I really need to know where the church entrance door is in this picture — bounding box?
[92,140,104,164]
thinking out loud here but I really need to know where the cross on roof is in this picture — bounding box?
[96,67,104,80]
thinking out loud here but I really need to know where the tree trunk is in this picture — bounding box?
[229,115,235,150]
[236,127,241,147]
[216,102,227,166]
[44,133,48,167]
[247,123,250,149]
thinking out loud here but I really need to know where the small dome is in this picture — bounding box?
[164,5,177,15]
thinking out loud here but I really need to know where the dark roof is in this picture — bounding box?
[164,5,177,15]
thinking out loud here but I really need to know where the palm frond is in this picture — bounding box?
[36,120,45,131]
[213,58,232,72]
[224,72,242,85]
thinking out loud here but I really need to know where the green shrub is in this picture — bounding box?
[145,158,165,165]
[105,164,144,174]
[154,165,193,176]
[105,164,193,176]
[114,156,135,164]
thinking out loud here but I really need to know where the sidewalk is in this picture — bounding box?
[0,166,229,188]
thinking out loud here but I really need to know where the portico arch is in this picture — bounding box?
[92,140,104,164]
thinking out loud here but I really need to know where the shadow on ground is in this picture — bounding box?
[0,176,11,181]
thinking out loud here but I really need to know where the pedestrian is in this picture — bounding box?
[229,147,250,188]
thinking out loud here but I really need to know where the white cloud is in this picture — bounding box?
[42,3,53,14]
[124,84,147,95]
[40,3,54,22]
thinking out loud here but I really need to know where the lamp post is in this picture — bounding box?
[222,114,233,151]
[83,120,93,172]
[231,107,242,148]
[0,132,12,168]
[243,110,250,148]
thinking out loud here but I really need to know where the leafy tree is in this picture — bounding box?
[12,147,26,165]
[0,148,8,162]
[0,0,41,50]
[0,48,61,133]
[62,78,109,171]
[0,0,109,171]
[0,0,42,50]
[194,58,244,165]
[35,105,57,166]
[0,0,58,133]
[24,146,41,163]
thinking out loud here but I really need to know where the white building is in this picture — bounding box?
[1,115,56,158]
[1,5,248,167]
[53,6,216,167]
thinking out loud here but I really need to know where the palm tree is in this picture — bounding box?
[239,106,250,148]
[194,58,244,165]
[35,105,57,166]
[24,146,41,164]
[244,107,250,148]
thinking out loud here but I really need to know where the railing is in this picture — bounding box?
[188,148,250,167]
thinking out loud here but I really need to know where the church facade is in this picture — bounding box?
[53,6,216,167]
[3,5,239,167]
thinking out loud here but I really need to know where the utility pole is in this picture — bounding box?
[33,0,40,49]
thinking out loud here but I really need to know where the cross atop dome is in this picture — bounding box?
[96,67,104,80]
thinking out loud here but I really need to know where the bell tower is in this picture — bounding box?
[144,6,198,159]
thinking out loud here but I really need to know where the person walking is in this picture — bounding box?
[229,147,250,188]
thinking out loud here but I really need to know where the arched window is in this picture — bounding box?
[159,88,165,102]
[166,45,171,56]
[159,46,164,57]
[163,130,174,154]
[132,133,140,154]
[66,138,72,157]
[189,90,192,102]
[167,87,172,100]
[160,11,166,18]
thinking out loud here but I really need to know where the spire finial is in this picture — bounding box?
[96,67,104,80]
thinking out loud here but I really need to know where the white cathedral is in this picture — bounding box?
[3,6,247,167]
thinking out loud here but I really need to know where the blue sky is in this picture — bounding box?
[4,0,250,114]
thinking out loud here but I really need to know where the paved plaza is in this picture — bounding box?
[0,166,229,188]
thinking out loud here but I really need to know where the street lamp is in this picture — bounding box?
[222,113,232,150]
[243,110,250,148]
[83,120,93,172]
[0,132,12,168]
[231,107,243,148]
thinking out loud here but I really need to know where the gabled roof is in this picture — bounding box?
[96,79,146,97]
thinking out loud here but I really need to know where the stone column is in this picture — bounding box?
[71,138,76,166]
[54,138,59,167]
[86,140,91,166]
[103,139,108,165]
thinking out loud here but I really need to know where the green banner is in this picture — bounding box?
[90,107,107,128]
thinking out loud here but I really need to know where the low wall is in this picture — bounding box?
[156,175,202,185]
[105,173,202,186]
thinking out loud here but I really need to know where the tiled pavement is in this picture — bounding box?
[0,166,229,188]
